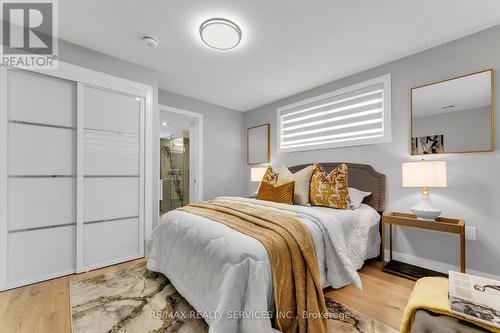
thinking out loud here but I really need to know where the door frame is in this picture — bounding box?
[158,104,203,209]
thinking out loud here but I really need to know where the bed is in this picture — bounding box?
[147,163,385,333]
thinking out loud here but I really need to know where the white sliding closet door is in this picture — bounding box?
[78,85,144,272]
[0,66,148,291]
[3,70,77,287]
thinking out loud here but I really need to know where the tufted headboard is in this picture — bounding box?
[288,163,386,212]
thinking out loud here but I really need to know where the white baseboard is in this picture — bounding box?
[384,250,500,281]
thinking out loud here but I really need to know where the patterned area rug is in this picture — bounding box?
[69,264,397,333]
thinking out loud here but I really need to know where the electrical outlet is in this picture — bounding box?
[465,226,476,241]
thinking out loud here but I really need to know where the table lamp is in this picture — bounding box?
[251,167,267,182]
[402,160,447,220]
[250,167,267,196]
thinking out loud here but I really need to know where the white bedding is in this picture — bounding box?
[147,197,380,333]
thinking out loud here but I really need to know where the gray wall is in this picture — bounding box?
[244,25,500,277]
[413,107,491,152]
[159,89,246,201]
[59,40,159,90]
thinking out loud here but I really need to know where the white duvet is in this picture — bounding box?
[147,197,380,333]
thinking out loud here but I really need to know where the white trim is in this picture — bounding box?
[138,97,145,257]
[158,104,204,203]
[276,74,392,153]
[0,69,8,290]
[76,83,85,273]
[144,87,155,241]
[385,250,500,281]
[188,120,197,203]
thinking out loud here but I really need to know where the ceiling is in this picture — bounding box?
[58,1,500,111]
[413,71,492,118]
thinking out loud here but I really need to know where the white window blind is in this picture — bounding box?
[277,74,391,152]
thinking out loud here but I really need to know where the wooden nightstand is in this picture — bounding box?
[381,211,465,280]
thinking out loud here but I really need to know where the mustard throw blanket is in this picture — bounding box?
[179,200,328,333]
[401,277,500,333]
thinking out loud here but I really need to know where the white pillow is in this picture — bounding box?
[276,165,314,205]
[348,187,371,209]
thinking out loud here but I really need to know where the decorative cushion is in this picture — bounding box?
[256,181,295,205]
[260,166,278,186]
[276,165,314,205]
[348,187,372,209]
[309,163,350,209]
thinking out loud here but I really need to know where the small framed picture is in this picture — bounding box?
[412,135,444,155]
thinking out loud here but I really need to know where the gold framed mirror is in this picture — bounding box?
[411,69,494,155]
[247,123,270,165]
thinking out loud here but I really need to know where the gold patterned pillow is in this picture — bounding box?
[260,166,278,186]
[309,163,349,209]
[256,181,295,205]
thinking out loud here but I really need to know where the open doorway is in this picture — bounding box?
[159,105,203,215]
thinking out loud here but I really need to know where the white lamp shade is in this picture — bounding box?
[251,167,267,182]
[402,161,447,188]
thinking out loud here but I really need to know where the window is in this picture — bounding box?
[277,74,391,152]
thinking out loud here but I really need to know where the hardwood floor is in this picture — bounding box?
[0,259,147,333]
[0,259,413,333]
[325,260,415,330]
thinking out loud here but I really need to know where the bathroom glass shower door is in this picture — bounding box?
[160,132,189,214]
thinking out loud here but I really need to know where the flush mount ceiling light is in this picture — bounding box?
[199,18,242,50]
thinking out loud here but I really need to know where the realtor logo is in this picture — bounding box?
[1,0,58,68]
